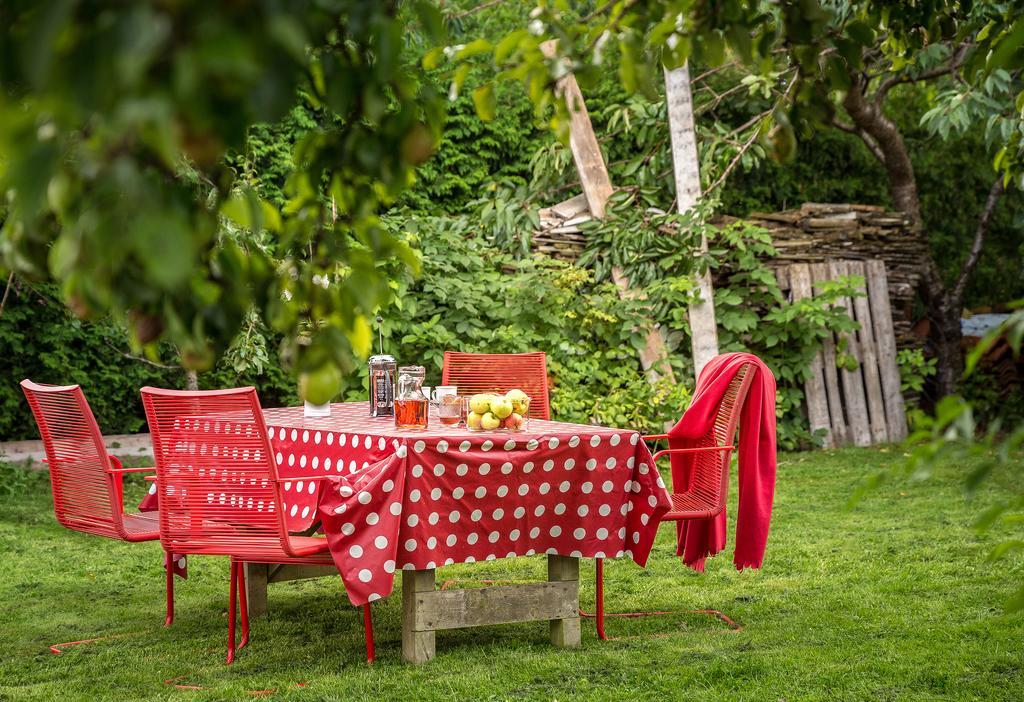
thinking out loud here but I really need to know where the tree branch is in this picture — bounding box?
[103,339,182,370]
[830,116,887,165]
[449,0,507,21]
[0,272,14,319]
[876,42,971,100]
[951,175,1004,309]
[705,73,799,194]
[580,0,620,23]
[691,61,740,85]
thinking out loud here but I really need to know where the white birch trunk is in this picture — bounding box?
[665,63,719,378]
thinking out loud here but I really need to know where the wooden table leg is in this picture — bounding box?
[402,569,437,663]
[245,563,269,619]
[547,555,581,648]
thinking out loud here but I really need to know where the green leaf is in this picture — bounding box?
[422,47,445,71]
[456,38,492,60]
[413,1,445,44]
[472,83,497,121]
[846,20,875,47]
[450,63,471,100]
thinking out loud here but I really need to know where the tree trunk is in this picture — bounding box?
[842,72,981,398]
[185,369,199,391]
[665,63,719,378]
[843,77,922,228]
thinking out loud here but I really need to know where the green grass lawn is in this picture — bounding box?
[1,447,1022,701]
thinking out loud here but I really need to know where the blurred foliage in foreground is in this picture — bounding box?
[856,307,1024,613]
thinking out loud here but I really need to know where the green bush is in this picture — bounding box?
[0,282,179,439]
[0,281,299,441]
[377,213,692,433]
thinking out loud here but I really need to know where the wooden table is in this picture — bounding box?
[243,556,580,663]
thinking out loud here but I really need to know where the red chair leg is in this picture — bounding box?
[164,551,175,628]
[227,560,238,665]
[362,604,375,664]
[237,562,250,650]
[582,559,742,638]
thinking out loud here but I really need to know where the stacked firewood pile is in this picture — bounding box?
[725,203,926,349]
[533,194,591,260]
[532,201,927,350]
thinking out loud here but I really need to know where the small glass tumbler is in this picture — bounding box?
[437,395,464,427]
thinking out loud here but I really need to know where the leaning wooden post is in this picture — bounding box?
[540,40,675,384]
[665,64,720,377]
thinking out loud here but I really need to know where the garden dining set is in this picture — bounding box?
[20,350,775,665]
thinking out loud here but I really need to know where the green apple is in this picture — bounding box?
[466,411,484,430]
[490,397,513,419]
[469,394,493,414]
[505,389,529,415]
[481,412,501,430]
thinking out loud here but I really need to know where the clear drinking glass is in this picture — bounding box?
[437,395,464,426]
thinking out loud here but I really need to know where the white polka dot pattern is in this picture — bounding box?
[261,402,669,607]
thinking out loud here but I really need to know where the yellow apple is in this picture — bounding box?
[469,394,492,414]
[490,397,513,419]
[505,389,529,415]
[481,412,501,430]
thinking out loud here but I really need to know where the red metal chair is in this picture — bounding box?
[590,362,755,640]
[20,379,176,627]
[441,351,551,420]
[140,386,374,664]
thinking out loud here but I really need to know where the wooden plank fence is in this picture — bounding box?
[779,259,907,447]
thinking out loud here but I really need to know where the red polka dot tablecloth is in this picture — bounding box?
[263,402,671,606]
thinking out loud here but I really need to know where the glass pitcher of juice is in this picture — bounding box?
[395,366,429,429]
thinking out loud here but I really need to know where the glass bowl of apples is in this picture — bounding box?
[465,390,530,432]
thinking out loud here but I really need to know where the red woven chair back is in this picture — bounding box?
[20,380,125,538]
[670,363,755,519]
[141,386,290,558]
[441,351,551,420]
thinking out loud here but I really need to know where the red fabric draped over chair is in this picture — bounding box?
[590,353,776,640]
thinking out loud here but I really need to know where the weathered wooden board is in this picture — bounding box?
[788,264,832,446]
[866,259,908,442]
[245,563,269,618]
[402,569,437,664]
[788,258,907,447]
[537,40,674,386]
[547,554,581,648]
[267,564,336,583]
[407,582,577,631]
[539,40,613,219]
[845,261,888,443]
[829,260,872,447]
[244,562,337,619]
[810,263,849,446]
[400,555,581,664]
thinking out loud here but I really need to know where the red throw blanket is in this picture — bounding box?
[668,352,777,571]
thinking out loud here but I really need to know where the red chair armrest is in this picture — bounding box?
[107,466,157,474]
[106,455,155,475]
[642,433,669,442]
[651,445,734,462]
